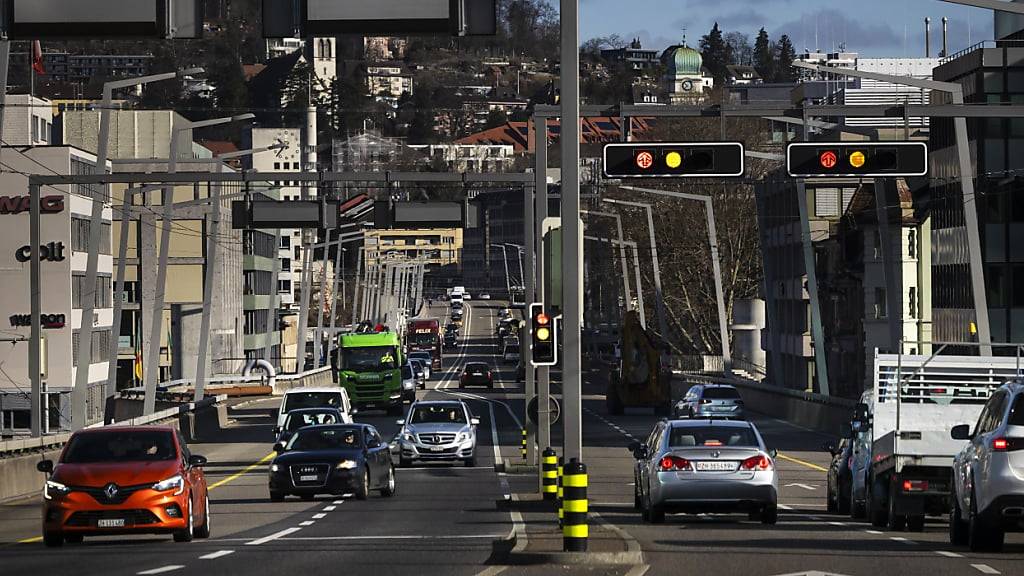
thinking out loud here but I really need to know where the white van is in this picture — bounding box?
[276,387,354,428]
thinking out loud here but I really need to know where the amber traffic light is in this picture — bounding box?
[786,142,928,178]
[529,303,557,366]
[603,142,745,178]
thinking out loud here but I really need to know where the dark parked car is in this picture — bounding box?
[460,362,494,388]
[268,424,395,501]
[824,437,855,515]
[274,408,345,446]
[443,332,458,351]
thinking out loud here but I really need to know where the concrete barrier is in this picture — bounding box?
[671,373,856,436]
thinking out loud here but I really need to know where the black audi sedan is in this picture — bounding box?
[268,424,395,502]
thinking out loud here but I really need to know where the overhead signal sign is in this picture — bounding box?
[787,142,928,178]
[603,142,745,179]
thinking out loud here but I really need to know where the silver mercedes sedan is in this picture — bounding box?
[631,419,779,524]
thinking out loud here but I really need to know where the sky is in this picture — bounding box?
[577,0,1000,58]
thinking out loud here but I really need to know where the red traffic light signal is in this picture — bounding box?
[787,142,928,178]
[819,150,838,169]
[529,302,557,366]
[603,142,745,178]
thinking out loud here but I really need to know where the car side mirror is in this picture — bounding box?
[396,419,405,426]
[37,459,53,474]
[470,417,480,426]
[769,448,778,459]
[273,441,286,453]
[188,454,208,467]
[822,441,838,455]
[951,424,972,441]
[273,426,282,436]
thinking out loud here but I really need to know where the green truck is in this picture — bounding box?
[332,331,405,415]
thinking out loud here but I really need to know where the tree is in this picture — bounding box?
[775,34,797,82]
[699,23,732,81]
[753,28,775,82]
[724,32,752,67]
[484,108,508,129]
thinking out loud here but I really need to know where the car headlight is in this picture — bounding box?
[152,474,185,496]
[402,433,416,442]
[457,432,472,443]
[403,380,415,390]
[270,464,280,473]
[44,480,70,500]
[335,460,358,470]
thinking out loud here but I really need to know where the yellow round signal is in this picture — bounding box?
[849,150,866,169]
[536,327,551,341]
[665,151,682,169]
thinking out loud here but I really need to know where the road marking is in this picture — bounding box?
[785,483,817,491]
[198,550,235,560]
[475,567,508,576]
[397,466,492,471]
[864,530,883,535]
[776,452,829,473]
[208,452,276,490]
[971,565,1000,575]
[312,513,326,519]
[138,566,185,575]
[890,536,916,544]
[323,505,337,511]
[245,527,302,546]
[273,534,508,541]
[827,521,846,527]
[333,500,344,504]
[16,536,42,544]
[936,551,964,558]
[299,521,315,527]
[624,565,651,576]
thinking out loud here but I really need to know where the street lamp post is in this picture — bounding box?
[491,244,511,298]
[504,243,526,302]
[144,113,254,414]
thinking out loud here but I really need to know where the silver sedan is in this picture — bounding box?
[632,419,779,524]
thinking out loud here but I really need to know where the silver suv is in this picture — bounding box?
[396,401,479,467]
[949,381,1024,552]
[674,384,746,420]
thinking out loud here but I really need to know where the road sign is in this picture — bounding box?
[786,142,928,178]
[7,0,203,38]
[527,395,561,425]
[232,199,339,230]
[602,142,745,178]
[263,0,496,37]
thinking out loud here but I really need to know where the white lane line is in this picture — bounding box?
[323,505,337,511]
[488,399,502,466]
[971,565,1000,575]
[333,500,344,504]
[864,530,883,535]
[299,521,315,527]
[198,550,235,560]
[274,534,508,541]
[889,536,916,544]
[245,527,302,546]
[138,567,185,575]
[936,551,964,558]
[778,504,793,510]
[396,466,492,471]
[827,521,846,527]
[312,513,327,519]
[475,567,508,576]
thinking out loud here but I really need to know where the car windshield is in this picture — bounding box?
[668,426,759,448]
[342,346,397,371]
[287,427,361,451]
[62,430,176,463]
[410,405,467,424]
[284,392,343,412]
[285,411,340,433]
[1010,395,1024,426]
[703,387,741,400]
[408,333,436,346]
[410,352,431,360]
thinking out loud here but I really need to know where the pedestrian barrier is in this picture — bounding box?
[541,447,557,500]
[562,458,588,552]
[556,456,564,527]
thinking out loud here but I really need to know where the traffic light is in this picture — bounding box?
[529,303,557,366]
[786,142,928,178]
[603,142,745,178]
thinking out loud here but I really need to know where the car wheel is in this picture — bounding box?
[355,468,370,501]
[826,483,838,513]
[850,489,866,520]
[950,493,969,546]
[643,487,665,524]
[969,488,1004,552]
[194,493,211,539]
[837,480,851,515]
[173,496,194,542]
[270,491,285,502]
[761,504,778,525]
[63,534,83,544]
[43,531,63,548]
[868,476,888,528]
[380,465,396,497]
[887,481,906,531]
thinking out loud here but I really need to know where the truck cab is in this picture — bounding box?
[333,331,405,416]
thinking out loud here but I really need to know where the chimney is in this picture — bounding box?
[942,16,949,57]
[925,17,931,57]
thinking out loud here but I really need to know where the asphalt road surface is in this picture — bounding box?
[2,300,1022,576]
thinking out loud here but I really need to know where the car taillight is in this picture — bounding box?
[847,456,854,469]
[740,455,773,471]
[993,438,1009,451]
[659,455,692,471]
[700,399,712,404]
[903,480,929,492]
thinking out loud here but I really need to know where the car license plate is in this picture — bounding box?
[300,474,319,481]
[695,461,735,472]
[430,446,445,452]
[97,518,125,528]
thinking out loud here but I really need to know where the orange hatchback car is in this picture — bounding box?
[37,426,210,547]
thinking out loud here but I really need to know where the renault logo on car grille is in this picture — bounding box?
[104,483,119,499]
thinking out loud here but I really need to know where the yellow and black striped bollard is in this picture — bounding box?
[562,458,588,552]
[541,447,557,501]
[556,456,564,527]
[520,429,528,460]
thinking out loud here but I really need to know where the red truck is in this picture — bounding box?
[406,318,442,370]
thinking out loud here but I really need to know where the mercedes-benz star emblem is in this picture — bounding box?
[104,483,119,499]
[710,451,721,459]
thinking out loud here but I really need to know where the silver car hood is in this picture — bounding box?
[406,422,471,436]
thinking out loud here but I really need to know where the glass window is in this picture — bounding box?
[284,410,339,432]
[62,430,176,463]
[985,139,1007,172]
[341,346,397,371]
[283,391,343,412]
[1009,395,1024,426]
[986,224,1007,263]
[701,387,741,400]
[985,71,1005,93]
[287,427,360,450]
[988,265,1009,307]
[410,404,466,424]
[1009,70,1024,93]
[668,425,758,448]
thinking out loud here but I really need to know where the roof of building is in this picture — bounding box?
[663,43,703,76]
[198,140,239,156]
[456,117,655,152]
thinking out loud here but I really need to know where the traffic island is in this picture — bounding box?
[488,492,643,566]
